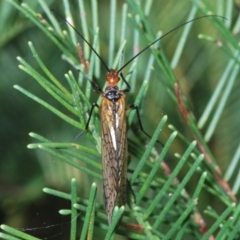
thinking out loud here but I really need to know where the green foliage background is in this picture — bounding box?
[1,0,240,239]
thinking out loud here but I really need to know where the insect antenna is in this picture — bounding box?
[117,14,226,74]
[51,9,110,72]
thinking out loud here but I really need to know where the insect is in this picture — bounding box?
[53,11,223,224]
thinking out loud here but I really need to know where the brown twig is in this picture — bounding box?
[77,43,90,72]
[174,82,237,202]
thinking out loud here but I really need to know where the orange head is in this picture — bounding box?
[106,69,120,86]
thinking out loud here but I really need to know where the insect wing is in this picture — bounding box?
[101,96,128,224]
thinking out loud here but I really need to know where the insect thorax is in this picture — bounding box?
[104,86,123,102]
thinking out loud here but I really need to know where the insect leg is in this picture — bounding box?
[75,103,100,139]
[120,72,131,92]
[78,68,104,95]
[86,77,104,94]
[126,104,164,146]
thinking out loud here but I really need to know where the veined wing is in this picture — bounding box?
[101,96,128,224]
